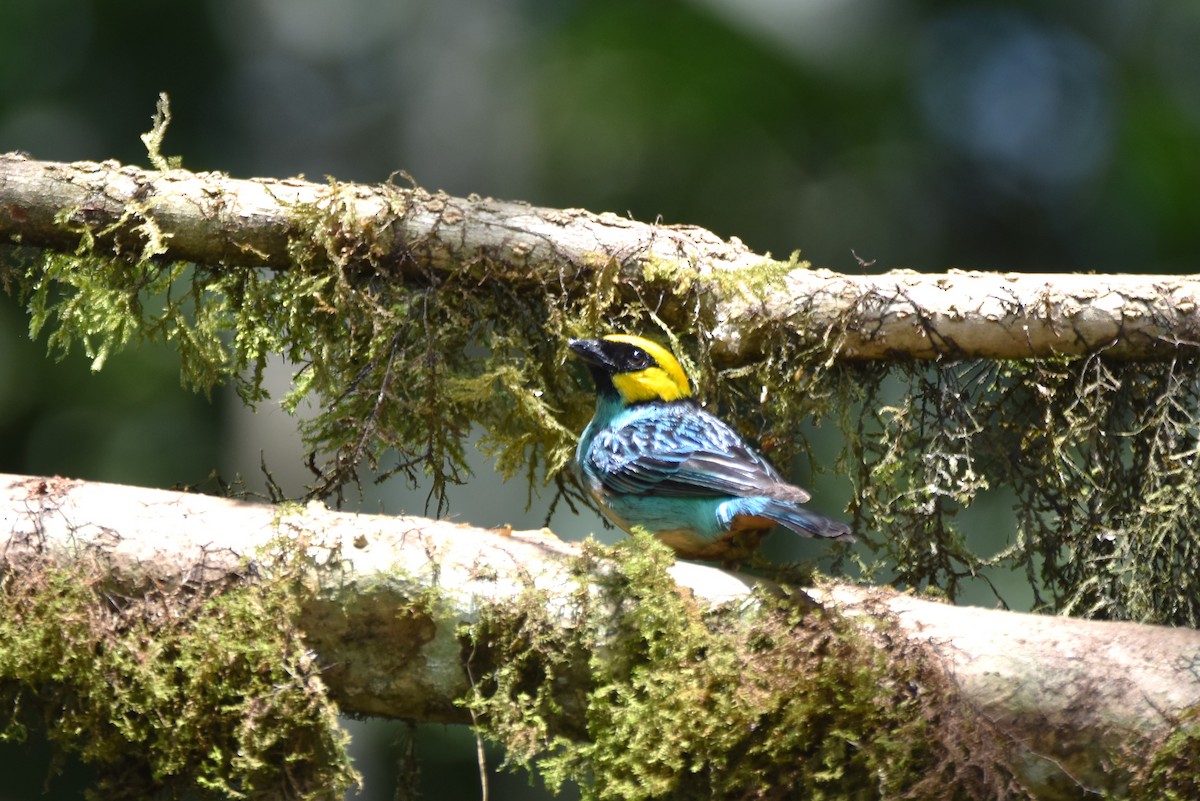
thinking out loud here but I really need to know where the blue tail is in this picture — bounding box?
[718,497,854,542]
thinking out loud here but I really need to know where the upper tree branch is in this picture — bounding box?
[3,473,1197,798]
[2,153,1199,361]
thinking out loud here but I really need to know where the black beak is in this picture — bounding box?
[568,338,612,368]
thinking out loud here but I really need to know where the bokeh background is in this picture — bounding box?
[2,1,1199,798]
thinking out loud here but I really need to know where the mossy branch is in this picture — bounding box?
[3,473,1197,800]
[2,152,1199,362]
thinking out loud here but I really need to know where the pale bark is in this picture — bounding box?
[2,472,1196,798]
[2,153,1199,361]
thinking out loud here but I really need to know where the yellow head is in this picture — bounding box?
[569,334,692,403]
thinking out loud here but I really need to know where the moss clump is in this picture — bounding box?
[1129,710,1200,801]
[463,532,1023,800]
[0,554,357,800]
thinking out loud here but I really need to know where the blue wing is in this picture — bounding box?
[586,403,810,502]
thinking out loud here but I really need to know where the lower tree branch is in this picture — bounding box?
[2,472,1196,797]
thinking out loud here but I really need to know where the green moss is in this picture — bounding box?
[1129,710,1200,801]
[462,532,1023,800]
[707,252,805,298]
[0,554,358,800]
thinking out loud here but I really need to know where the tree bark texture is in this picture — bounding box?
[2,473,1197,799]
[2,153,1199,361]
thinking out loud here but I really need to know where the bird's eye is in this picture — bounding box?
[629,348,651,369]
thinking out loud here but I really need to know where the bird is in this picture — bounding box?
[569,333,853,561]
